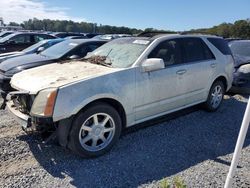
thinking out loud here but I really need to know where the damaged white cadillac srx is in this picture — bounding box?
[6,33,234,157]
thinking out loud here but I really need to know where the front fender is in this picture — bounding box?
[52,68,136,122]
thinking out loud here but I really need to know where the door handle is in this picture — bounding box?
[176,69,187,75]
[210,63,217,68]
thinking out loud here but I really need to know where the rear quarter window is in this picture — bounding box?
[207,38,232,55]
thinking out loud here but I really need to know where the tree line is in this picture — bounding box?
[189,19,250,39]
[9,18,250,39]
[10,18,143,34]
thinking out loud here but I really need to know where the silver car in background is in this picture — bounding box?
[7,34,234,157]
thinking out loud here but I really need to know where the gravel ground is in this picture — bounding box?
[0,95,249,188]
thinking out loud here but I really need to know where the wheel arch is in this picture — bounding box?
[75,97,127,130]
[205,75,228,101]
[212,75,228,91]
[57,97,127,148]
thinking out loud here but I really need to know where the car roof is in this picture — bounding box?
[62,38,107,44]
[6,32,55,36]
[0,31,13,34]
[134,34,221,43]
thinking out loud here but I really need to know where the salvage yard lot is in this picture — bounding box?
[0,95,249,188]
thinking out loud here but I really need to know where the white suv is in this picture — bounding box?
[7,33,234,157]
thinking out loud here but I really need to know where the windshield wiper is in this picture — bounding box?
[39,53,46,57]
[81,55,113,67]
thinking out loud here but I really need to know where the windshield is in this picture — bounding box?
[0,33,16,43]
[0,32,12,38]
[86,38,151,68]
[40,40,80,58]
[22,40,48,53]
[229,41,250,57]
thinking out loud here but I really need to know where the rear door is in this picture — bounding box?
[179,37,216,105]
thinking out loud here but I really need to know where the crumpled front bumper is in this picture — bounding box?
[0,72,12,96]
[233,69,250,86]
[6,92,55,133]
[6,100,31,129]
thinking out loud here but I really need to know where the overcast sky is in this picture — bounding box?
[0,0,249,31]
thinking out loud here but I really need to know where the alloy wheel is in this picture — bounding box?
[78,113,115,152]
[211,85,223,109]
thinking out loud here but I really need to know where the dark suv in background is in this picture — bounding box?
[53,32,101,39]
[53,32,86,38]
[0,32,56,53]
[228,40,250,86]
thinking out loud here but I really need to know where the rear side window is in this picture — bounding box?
[34,34,54,42]
[88,42,104,51]
[182,38,215,63]
[207,38,232,55]
[68,42,104,58]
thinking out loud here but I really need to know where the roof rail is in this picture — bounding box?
[224,38,244,42]
[137,31,177,37]
[179,31,218,36]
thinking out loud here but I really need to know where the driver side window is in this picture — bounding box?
[148,39,182,66]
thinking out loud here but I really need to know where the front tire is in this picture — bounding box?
[68,103,122,158]
[204,81,225,112]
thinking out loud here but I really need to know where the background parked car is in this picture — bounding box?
[65,36,88,39]
[0,39,107,101]
[93,34,131,40]
[0,32,56,54]
[85,33,102,38]
[54,32,102,39]
[0,38,65,63]
[53,32,86,38]
[228,40,250,86]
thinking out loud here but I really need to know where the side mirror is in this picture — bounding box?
[36,47,45,53]
[141,58,165,72]
[69,55,80,59]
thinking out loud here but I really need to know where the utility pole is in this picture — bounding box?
[93,23,97,33]
[224,97,250,188]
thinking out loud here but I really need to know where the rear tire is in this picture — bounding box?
[68,102,122,158]
[204,81,225,112]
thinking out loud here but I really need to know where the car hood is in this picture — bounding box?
[0,54,54,72]
[233,54,250,68]
[0,51,25,63]
[11,61,121,94]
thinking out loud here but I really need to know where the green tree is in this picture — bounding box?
[231,20,250,39]
[9,22,19,26]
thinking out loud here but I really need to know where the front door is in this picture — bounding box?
[135,38,187,122]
